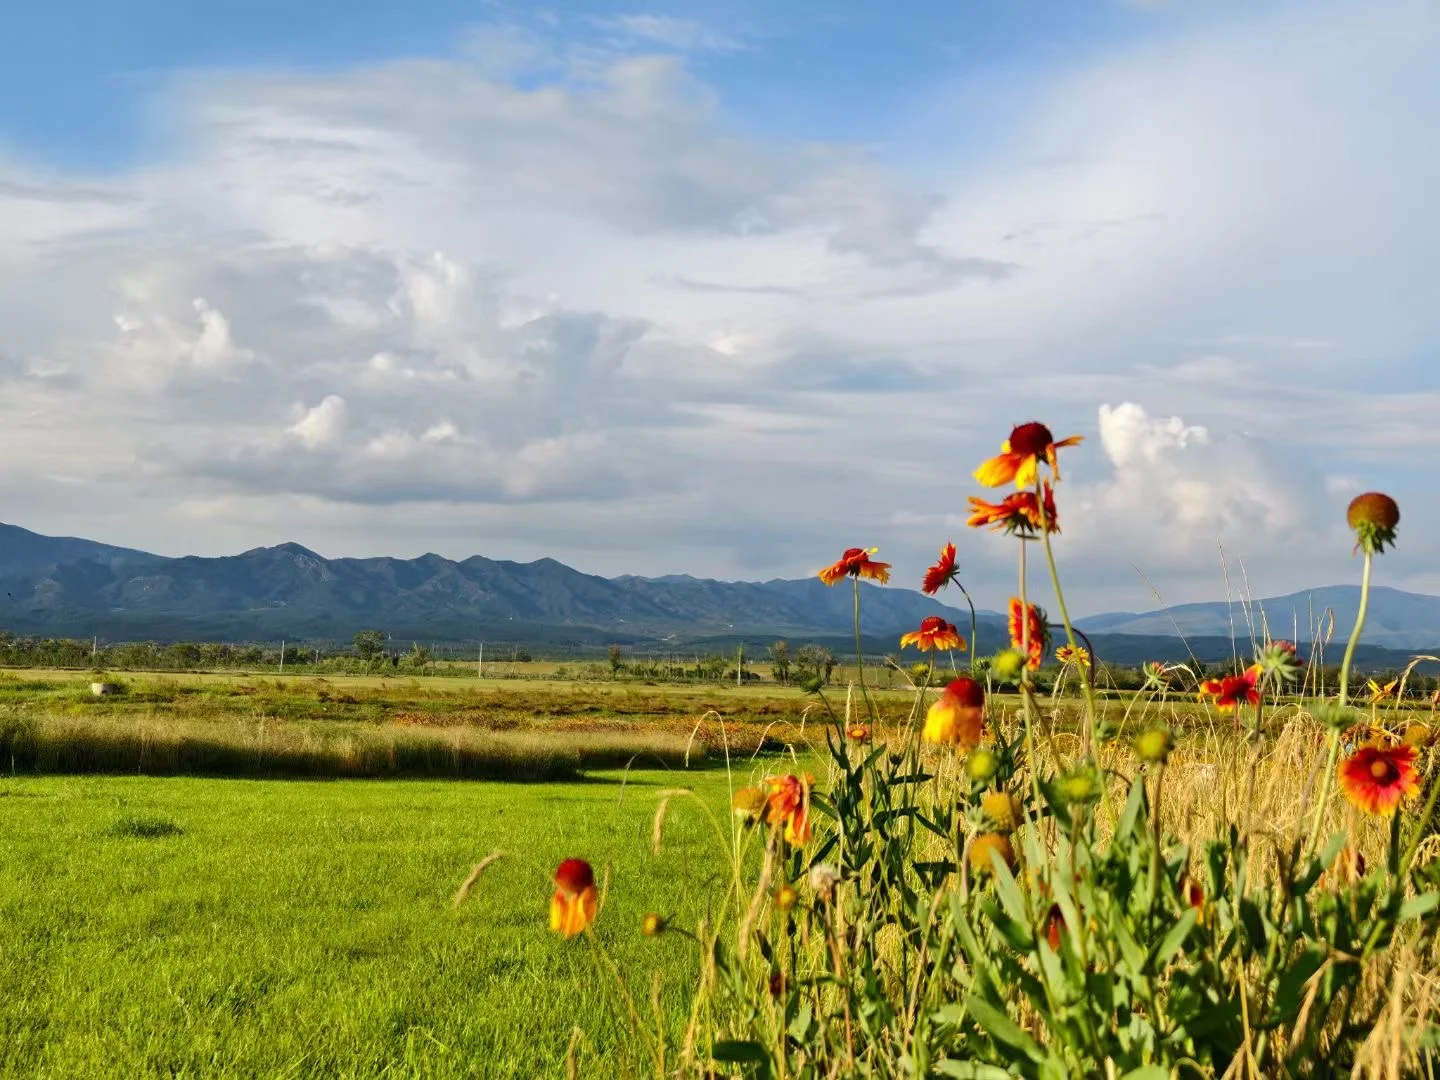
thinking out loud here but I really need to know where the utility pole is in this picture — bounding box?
[477,641,484,679]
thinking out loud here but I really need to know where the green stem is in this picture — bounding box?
[853,577,877,723]
[1338,550,1373,709]
[955,581,979,674]
[1036,483,1098,755]
[1018,541,1044,807]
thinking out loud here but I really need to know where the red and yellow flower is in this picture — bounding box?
[846,723,871,743]
[1055,644,1090,668]
[1338,743,1421,816]
[900,615,966,653]
[922,677,986,748]
[1008,598,1048,670]
[818,547,891,586]
[550,858,600,938]
[1198,664,1262,712]
[764,774,814,845]
[974,422,1083,489]
[966,484,1060,535]
[922,542,959,595]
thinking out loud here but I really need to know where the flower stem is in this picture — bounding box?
[955,581,979,674]
[853,577,877,723]
[1018,540,1043,805]
[1036,484,1098,755]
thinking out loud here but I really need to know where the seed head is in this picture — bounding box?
[965,748,1001,783]
[1134,726,1173,764]
[968,833,1016,878]
[1346,492,1399,555]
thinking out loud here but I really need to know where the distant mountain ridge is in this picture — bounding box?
[0,522,994,644]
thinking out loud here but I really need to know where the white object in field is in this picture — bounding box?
[91,682,123,696]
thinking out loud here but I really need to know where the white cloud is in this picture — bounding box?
[0,2,1434,613]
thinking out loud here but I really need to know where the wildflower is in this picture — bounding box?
[1403,723,1436,749]
[922,677,986,749]
[974,422,1084,489]
[1143,661,1171,691]
[1008,599,1049,670]
[1339,743,1421,816]
[818,546,892,586]
[774,883,798,912]
[1057,765,1102,805]
[965,747,1000,784]
[808,863,842,902]
[731,786,766,822]
[966,484,1060,535]
[550,859,599,939]
[1178,874,1207,926]
[1346,492,1399,555]
[968,833,1016,878]
[768,971,787,997]
[641,912,667,937]
[1045,903,1065,950]
[991,649,1025,682]
[1198,664,1262,712]
[1055,644,1090,668]
[922,542,959,595]
[847,723,872,743]
[981,791,1023,833]
[1134,726,1173,764]
[1366,678,1399,704]
[900,615,966,653]
[764,774,813,845]
[1258,640,1304,686]
[799,674,825,694]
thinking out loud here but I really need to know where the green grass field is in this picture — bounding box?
[0,766,750,1078]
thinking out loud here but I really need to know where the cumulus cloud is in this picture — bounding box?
[0,2,1434,613]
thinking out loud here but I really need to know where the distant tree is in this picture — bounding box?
[770,640,791,684]
[608,644,625,678]
[822,651,837,685]
[409,642,431,672]
[165,642,202,669]
[353,630,386,667]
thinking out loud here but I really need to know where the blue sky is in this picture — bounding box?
[0,0,1436,613]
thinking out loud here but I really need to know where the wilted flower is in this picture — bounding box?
[1142,661,1171,691]
[641,912,667,937]
[1134,726,1173,764]
[922,542,959,595]
[1198,665,1262,712]
[550,859,600,939]
[974,422,1084,489]
[1339,743,1421,816]
[968,832,1016,877]
[764,774,813,845]
[900,615,966,653]
[1347,492,1399,555]
[922,677,986,749]
[965,747,1001,783]
[818,546,892,586]
[1008,599,1049,670]
[732,786,766,822]
[808,863,842,901]
[981,791,1023,833]
[1366,678,1399,704]
[1055,644,1090,668]
[966,485,1061,536]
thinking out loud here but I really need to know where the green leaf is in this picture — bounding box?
[964,995,1046,1064]
[712,1040,771,1063]
[990,849,1031,926]
[1118,778,1146,839]
[1150,908,1198,971]
[1399,892,1440,922]
[1120,1065,1172,1080]
[934,1062,1013,1079]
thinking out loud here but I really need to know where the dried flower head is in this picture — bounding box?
[1347,492,1399,555]
[980,791,1023,833]
[968,832,1016,877]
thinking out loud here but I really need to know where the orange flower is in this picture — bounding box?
[846,723,871,743]
[1007,598,1048,670]
[922,677,985,748]
[550,858,600,938]
[900,615,966,653]
[1339,744,1421,816]
[1198,665,1262,711]
[1055,644,1090,668]
[818,546,892,586]
[764,774,813,845]
[966,484,1060,535]
[922,542,959,595]
[974,422,1083,489]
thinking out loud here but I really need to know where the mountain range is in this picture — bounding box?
[0,522,1436,667]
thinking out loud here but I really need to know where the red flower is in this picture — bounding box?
[899,615,966,653]
[818,547,892,587]
[974,422,1083,489]
[922,542,959,595]
[764,774,814,844]
[922,678,985,748]
[1197,665,1262,711]
[550,859,599,938]
[1007,598,1048,670]
[846,724,871,743]
[966,484,1060,535]
[1339,744,1421,816]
